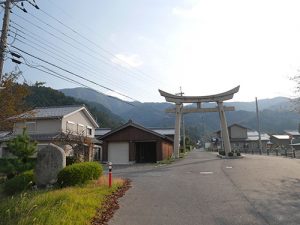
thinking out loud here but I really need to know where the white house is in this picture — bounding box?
[0,105,101,160]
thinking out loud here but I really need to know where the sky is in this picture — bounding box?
[3,0,300,102]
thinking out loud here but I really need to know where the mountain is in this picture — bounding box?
[60,87,133,114]
[26,85,123,128]
[60,87,300,141]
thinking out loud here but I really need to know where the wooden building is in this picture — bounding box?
[99,120,173,164]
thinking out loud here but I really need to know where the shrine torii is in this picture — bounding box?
[159,86,240,158]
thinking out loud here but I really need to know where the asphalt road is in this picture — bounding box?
[108,150,300,225]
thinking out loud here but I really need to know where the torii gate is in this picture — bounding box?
[159,86,240,158]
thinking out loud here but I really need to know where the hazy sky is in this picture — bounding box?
[4,0,300,102]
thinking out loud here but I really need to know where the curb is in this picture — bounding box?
[217,154,244,159]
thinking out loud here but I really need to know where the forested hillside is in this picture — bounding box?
[60,87,300,142]
[25,84,123,128]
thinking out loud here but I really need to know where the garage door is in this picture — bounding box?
[108,142,129,164]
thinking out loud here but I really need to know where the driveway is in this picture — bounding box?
[108,150,300,225]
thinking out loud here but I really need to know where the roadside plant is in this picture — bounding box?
[57,162,102,187]
[7,128,37,164]
[3,170,34,195]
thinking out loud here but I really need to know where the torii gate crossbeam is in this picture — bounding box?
[159,86,240,158]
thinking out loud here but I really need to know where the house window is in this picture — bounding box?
[66,121,76,133]
[25,122,36,133]
[87,127,92,136]
[77,124,85,135]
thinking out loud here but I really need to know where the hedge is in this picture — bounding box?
[3,170,34,195]
[228,152,234,157]
[219,150,225,156]
[57,162,102,187]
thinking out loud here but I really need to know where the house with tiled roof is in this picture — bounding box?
[99,120,173,164]
[214,123,270,152]
[0,105,101,160]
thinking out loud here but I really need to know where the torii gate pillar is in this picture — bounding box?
[174,103,182,158]
[217,101,232,155]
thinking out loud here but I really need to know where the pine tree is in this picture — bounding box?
[7,128,37,163]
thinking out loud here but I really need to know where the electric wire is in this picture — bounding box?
[8,31,136,92]
[8,26,156,99]
[31,6,167,87]
[12,12,161,87]
[10,45,140,102]
[7,52,136,107]
[8,21,157,99]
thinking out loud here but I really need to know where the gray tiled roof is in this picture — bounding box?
[9,105,83,120]
[284,130,300,136]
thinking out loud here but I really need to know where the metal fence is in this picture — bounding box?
[234,147,299,159]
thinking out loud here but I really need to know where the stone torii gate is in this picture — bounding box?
[159,86,240,158]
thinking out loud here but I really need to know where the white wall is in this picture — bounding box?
[14,119,62,135]
[62,110,95,137]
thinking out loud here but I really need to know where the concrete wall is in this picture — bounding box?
[14,119,62,135]
[62,110,95,137]
[230,126,247,139]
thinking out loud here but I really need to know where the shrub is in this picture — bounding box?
[57,162,102,187]
[237,152,241,156]
[3,170,34,195]
[219,150,225,156]
[66,156,76,165]
[0,158,36,178]
[228,152,234,157]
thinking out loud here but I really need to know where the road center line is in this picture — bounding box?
[200,171,213,174]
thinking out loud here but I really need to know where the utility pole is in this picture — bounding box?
[0,0,12,83]
[0,0,38,83]
[255,97,262,154]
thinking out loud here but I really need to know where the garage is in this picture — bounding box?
[135,142,156,163]
[108,142,129,164]
[100,120,173,164]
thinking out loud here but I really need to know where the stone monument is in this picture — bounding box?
[35,143,66,187]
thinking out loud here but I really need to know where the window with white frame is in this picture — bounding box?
[66,121,76,133]
[77,123,85,135]
[25,121,36,133]
[87,126,92,136]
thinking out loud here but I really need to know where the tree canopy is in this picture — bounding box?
[0,71,29,130]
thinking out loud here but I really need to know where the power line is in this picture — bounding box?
[36,5,168,87]
[12,12,162,87]
[11,45,140,102]
[9,32,131,91]
[17,58,136,107]
[10,26,157,97]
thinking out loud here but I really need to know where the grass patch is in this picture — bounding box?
[179,152,187,158]
[157,157,175,165]
[0,177,124,225]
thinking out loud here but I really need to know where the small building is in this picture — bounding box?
[270,135,291,147]
[0,105,100,161]
[99,120,173,164]
[215,123,270,152]
[246,131,270,150]
[95,128,112,138]
[149,128,175,140]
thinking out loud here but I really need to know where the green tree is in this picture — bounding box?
[7,128,37,164]
[0,70,29,130]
